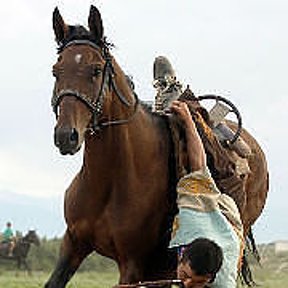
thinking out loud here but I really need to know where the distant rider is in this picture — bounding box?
[2,222,15,257]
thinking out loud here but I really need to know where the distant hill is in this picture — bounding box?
[1,190,287,243]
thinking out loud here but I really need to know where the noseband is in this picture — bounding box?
[52,40,139,133]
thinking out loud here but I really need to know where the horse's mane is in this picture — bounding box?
[138,101,154,114]
[57,25,113,52]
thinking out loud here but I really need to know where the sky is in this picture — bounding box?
[0,0,287,243]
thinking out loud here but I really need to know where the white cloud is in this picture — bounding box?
[0,148,80,198]
[0,1,42,39]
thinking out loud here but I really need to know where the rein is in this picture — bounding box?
[52,40,139,133]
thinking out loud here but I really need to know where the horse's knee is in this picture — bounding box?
[119,260,144,284]
[44,279,64,288]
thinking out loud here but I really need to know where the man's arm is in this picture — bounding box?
[170,101,206,172]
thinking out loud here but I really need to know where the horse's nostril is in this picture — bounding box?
[70,128,79,143]
[54,130,60,147]
[54,127,79,154]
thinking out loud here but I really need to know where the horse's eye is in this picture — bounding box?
[92,66,102,77]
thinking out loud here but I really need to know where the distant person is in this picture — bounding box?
[2,222,15,257]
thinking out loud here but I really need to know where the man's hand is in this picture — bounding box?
[169,101,206,171]
[169,100,195,128]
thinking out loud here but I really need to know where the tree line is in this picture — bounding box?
[1,236,117,272]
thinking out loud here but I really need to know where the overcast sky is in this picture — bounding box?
[0,0,287,242]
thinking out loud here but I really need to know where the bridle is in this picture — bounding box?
[51,39,139,133]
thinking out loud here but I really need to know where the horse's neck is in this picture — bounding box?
[84,59,158,170]
[106,59,136,117]
[81,58,173,199]
[83,106,170,181]
[16,238,30,253]
[20,235,31,244]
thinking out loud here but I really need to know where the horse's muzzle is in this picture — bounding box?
[54,127,79,155]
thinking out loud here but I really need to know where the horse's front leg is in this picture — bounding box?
[118,259,145,284]
[44,229,92,288]
[22,258,32,276]
[17,257,22,272]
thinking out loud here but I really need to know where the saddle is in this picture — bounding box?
[0,241,12,256]
[168,87,251,214]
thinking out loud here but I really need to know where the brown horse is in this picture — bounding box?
[45,5,268,288]
[0,230,40,273]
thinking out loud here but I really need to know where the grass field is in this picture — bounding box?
[0,269,287,288]
[0,271,119,288]
[251,266,288,288]
[0,244,287,288]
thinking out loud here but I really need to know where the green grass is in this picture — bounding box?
[0,269,287,288]
[0,271,119,288]
[0,245,287,288]
[252,269,288,288]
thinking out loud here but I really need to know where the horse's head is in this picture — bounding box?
[52,6,105,155]
[52,6,135,155]
[25,230,40,246]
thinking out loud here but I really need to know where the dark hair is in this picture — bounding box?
[181,238,223,281]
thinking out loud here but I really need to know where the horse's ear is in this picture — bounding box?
[88,5,104,43]
[53,7,68,45]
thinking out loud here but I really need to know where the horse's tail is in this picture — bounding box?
[241,252,256,287]
[240,227,260,286]
[247,227,261,263]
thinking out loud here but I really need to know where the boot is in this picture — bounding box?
[153,56,182,113]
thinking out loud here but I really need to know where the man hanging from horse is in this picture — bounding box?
[152,57,247,287]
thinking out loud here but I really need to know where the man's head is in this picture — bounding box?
[6,222,11,228]
[177,238,223,288]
